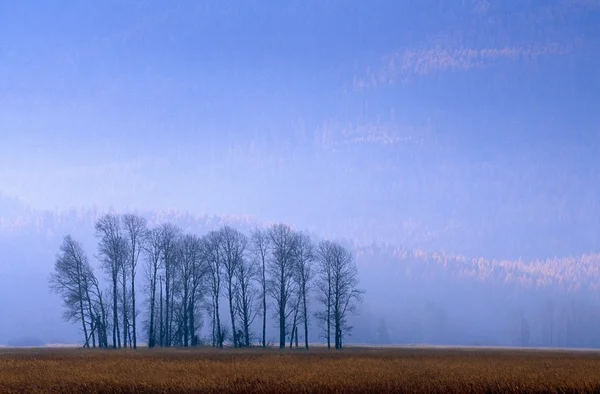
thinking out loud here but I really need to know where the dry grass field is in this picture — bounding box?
[2,346,600,393]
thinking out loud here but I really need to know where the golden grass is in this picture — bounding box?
[2,346,600,393]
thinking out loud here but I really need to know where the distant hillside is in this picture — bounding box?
[1,207,600,348]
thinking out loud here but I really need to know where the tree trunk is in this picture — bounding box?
[93,281,108,348]
[169,284,175,347]
[131,270,137,349]
[189,293,196,346]
[289,326,295,348]
[75,262,89,348]
[159,277,164,347]
[334,294,340,349]
[279,277,286,349]
[302,285,309,350]
[116,312,122,348]
[326,280,331,350]
[290,297,300,349]
[148,274,156,348]
[262,261,267,348]
[85,287,96,348]
[215,295,222,348]
[113,278,118,348]
[211,297,216,347]
[183,286,189,347]
[165,269,170,347]
[78,291,89,348]
[228,282,238,348]
[128,324,132,349]
[243,298,250,347]
[122,266,128,349]
[295,327,299,348]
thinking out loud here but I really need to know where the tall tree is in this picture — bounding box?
[288,292,301,349]
[189,235,208,347]
[143,227,163,348]
[49,235,96,347]
[330,243,363,349]
[122,214,147,349]
[250,228,270,348]
[95,213,126,348]
[88,272,109,348]
[204,230,224,347]
[119,237,131,349]
[219,226,247,347]
[159,275,164,346]
[159,223,181,347]
[177,233,204,347]
[315,241,334,349]
[50,214,369,350]
[292,232,315,349]
[235,246,259,347]
[267,224,297,349]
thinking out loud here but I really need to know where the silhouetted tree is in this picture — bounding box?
[316,241,363,349]
[219,226,246,347]
[50,214,368,350]
[89,272,109,348]
[49,235,98,348]
[204,230,224,347]
[330,243,363,349]
[189,235,208,347]
[159,223,180,347]
[143,227,162,348]
[119,238,131,349]
[235,245,259,347]
[95,213,126,348]
[250,228,270,347]
[122,214,147,349]
[292,232,315,349]
[315,241,334,349]
[267,224,297,349]
[177,233,205,347]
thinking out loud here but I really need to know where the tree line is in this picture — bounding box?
[49,213,363,350]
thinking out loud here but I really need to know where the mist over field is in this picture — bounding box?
[1,1,600,349]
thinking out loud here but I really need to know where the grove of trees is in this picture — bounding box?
[49,213,363,349]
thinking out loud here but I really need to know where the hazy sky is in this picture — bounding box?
[1,1,599,258]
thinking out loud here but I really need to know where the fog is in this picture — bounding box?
[1,1,600,348]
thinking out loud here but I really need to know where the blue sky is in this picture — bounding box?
[1,0,599,258]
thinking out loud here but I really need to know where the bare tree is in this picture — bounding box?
[95,213,126,348]
[289,292,301,348]
[235,248,259,347]
[88,272,109,348]
[119,237,131,349]
[49,235,97,347]
[51,214,368,350]
[177,233,205,347]
[159,223,181,347]
[219,226,247,347]
[189,235,208,347]
[122,214,147,349]
[330,243,363,349]
[292,232,315,349]
[267,224,297,349]
[250,228,270,347]
[159,275,164,346]
[204,230,224,347]
[315,240,334,349]
[143,227,162,348]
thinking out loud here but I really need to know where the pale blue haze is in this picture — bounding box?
[1,0,600,260]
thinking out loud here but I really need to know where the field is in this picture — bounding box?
[2,346,600,393]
